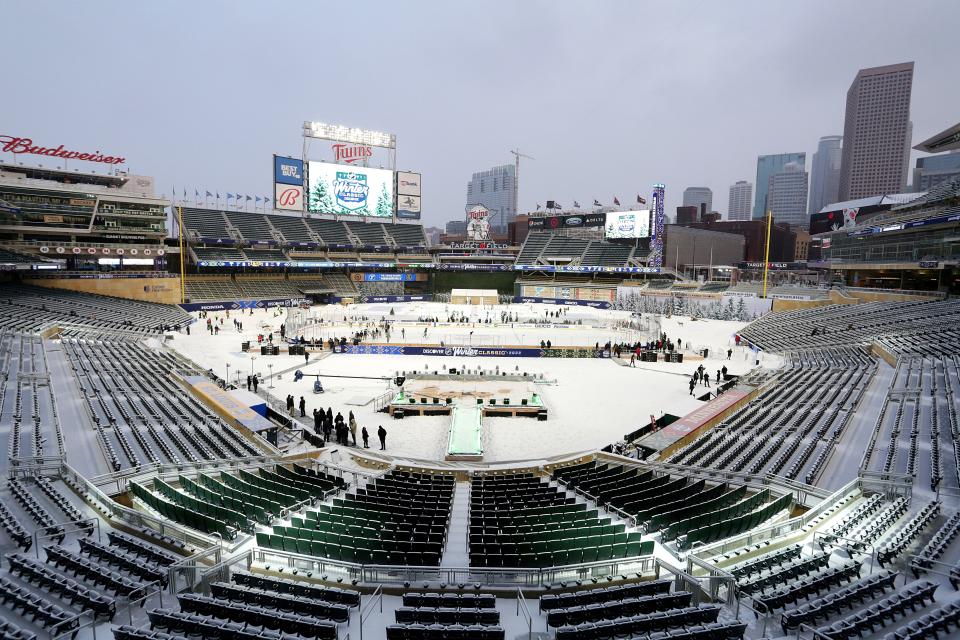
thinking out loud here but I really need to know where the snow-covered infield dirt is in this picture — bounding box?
[167,302,771,462]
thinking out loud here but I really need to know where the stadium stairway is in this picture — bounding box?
[440,481,471,567]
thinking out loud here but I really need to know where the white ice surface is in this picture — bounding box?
[168,304,759,462]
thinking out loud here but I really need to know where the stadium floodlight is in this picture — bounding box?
[303,121,396,149]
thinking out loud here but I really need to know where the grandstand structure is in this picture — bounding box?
[815,176,959,291]
[0,274,958,640]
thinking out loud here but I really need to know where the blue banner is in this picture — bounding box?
[179,297,308,312]
[514,296,612,309]
[334,344,609,358]
[274,156,304,186]
[363,272,419,282]
[328,294,432,303]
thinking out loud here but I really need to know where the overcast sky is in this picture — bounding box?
[5,0,959,227]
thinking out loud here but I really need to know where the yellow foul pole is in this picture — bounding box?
[177,206,186,304]
[762,209,772,298]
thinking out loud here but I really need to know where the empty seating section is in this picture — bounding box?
[551,460,790,550]
[344,221,388,245]
[741,298,960,355]
[180,207,231,239]
[667,347,875,484]
[383,223,428,247]
[0,574,77,635]
[269,215,314,242]
[130,464,335,541]
[2,333,65,462]
[148,607,326,639]
[863,356,960,494]
[468,472,653,568]
[62,337,260,471]
[193,247,247,261]
[911,511,960,577]
[185,277,243,301]
[516,232,550,264]
[227,212,276,242]
[0,285,189,334]
[231,569,360,607]
[235,278,303,299]
[7,552,117,620]
[580,242,633,267]
[305,218,351,244]
[541,237,589,263]
[884,600,960,639]
[258,470,453,566]
[536,580,746,640]
[242,249,289,262]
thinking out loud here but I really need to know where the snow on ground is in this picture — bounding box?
[166,303,761,462]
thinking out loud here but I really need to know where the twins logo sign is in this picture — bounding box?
[334,171,369,211]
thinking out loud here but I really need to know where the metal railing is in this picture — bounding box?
[516,587,534,640]
[251,546,657,588]
[358,584,383,640]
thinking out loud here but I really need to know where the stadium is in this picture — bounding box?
[0,131,959,640]
[3,4,960,634]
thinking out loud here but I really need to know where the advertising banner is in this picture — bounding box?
[357,272,420,282]
[527,213,605,230]
[328,294,432,304]
[179,297,308,312]
[334,344,607,358]
[274,156,304,185]
[307,161,394,217]
[396,171,421,196]
[514,296,613,309]
[605,210,651,238]
[275,183,304,211]
[396,194,421,220]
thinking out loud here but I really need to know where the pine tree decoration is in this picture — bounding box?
[310,176,335,213]
[376,184,393,217]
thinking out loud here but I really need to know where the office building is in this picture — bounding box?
[754,153,805,218]
[682,187,713,214]
[809,136,843,216]
[839,62,914,200]
[727,180,752,221]
[913,151,960,191]
[766,162,809,228]
[445,220,467,235]
[465,164,515,233]
[675,205,699,225]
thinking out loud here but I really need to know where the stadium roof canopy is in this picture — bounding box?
[914,121,960,153]
[817,192,920,214]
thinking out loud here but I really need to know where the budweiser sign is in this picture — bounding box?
[332,143,373,165]
[0,135,126,165]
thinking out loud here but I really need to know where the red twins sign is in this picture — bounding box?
[332,143,373,165]
[274,184,304,211]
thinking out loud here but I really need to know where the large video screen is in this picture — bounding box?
[604,210,650,238]
[307,161,394,217]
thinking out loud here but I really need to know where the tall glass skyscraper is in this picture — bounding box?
[809,136,843,215]
[766,162,809,228]
[839,62,914,200]
[754,152,806,219]
[465,164,516,233]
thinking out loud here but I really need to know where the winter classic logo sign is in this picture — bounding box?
[334,171,369,211]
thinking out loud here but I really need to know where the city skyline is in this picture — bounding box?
[3,1,959,228]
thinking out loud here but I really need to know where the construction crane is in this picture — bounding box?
[510,149,534,227]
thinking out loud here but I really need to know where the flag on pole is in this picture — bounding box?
[194,189,199,198]
[637,195,646,204]
[264,197,270,207]
[182,188,187,198]
[206,191,213,198]
[226,193,233,201]
[573,201,581,208]
[536,203,541,210]
[255,196,261,206]
[593,199,602,207]
[613,197,620,206]
[245,195,252,202]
